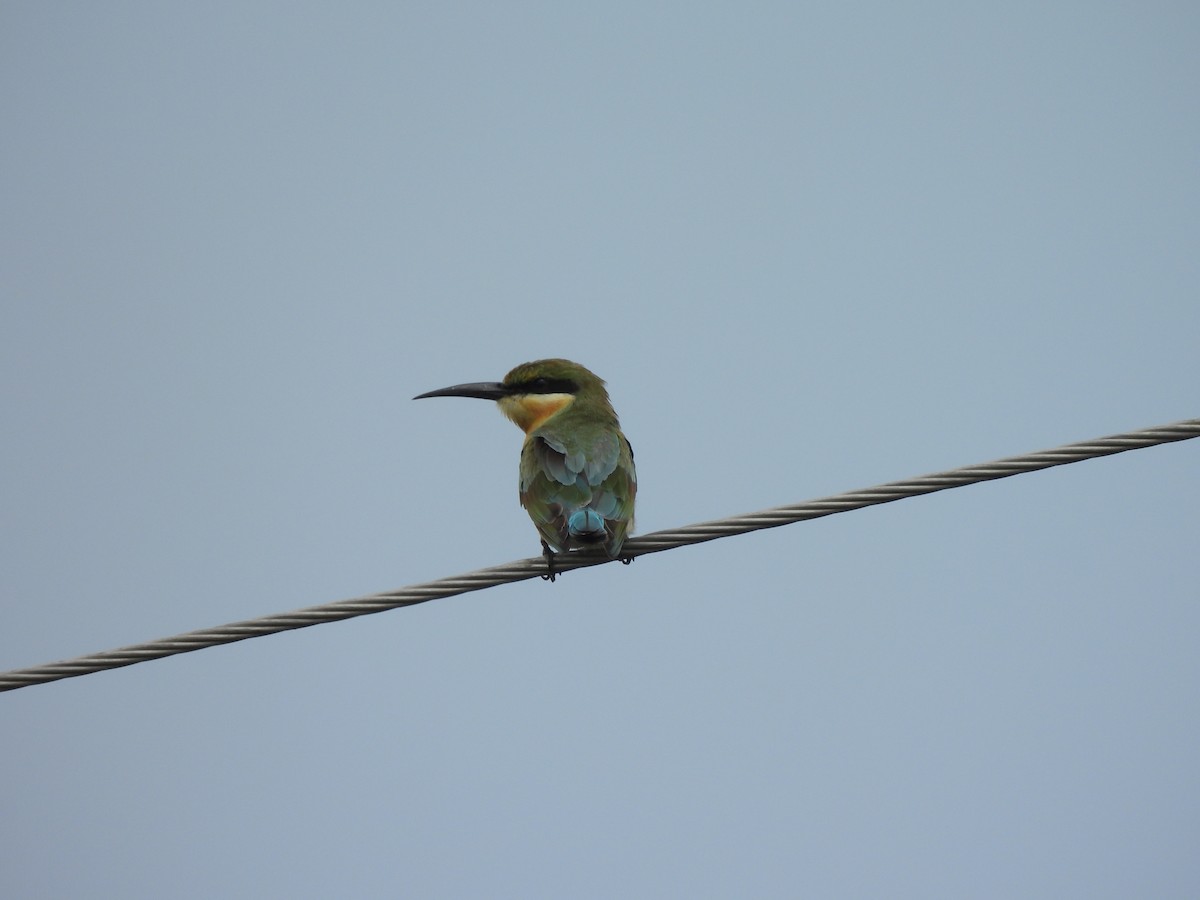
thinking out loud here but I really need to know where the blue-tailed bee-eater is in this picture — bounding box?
[414,359,636,578]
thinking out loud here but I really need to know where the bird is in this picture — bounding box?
[414,359,636,579]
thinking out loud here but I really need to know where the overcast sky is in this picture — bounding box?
[3,4,1198,898]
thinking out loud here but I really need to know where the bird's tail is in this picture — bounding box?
[567,508,606,543]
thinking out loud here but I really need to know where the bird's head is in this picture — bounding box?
[414,358,616,434]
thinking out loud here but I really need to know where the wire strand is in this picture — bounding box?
[3,417,1197,693]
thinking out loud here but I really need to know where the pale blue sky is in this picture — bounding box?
[3,4,1198,898]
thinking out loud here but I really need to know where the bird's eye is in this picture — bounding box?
[533,378,549,389]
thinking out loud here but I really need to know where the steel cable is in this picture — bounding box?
[2,417,1197,693]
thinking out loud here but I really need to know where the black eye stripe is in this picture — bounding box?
[515,377,579,394]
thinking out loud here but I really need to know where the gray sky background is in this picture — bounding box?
[3,4,1198,898]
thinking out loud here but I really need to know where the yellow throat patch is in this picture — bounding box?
[497,392,575,434]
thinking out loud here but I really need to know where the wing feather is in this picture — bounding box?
[520,432,636,557]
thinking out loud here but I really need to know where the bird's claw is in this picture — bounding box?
[540,540,557,582]
[540,542,634,580]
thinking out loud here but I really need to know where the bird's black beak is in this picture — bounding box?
[413,381,510,401]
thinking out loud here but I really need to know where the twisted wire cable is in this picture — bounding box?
[3,417,1197,693]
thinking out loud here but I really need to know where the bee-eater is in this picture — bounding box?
[414,359,636,578]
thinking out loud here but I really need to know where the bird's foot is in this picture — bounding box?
[540,540,557,582]
[620,555,635,566]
